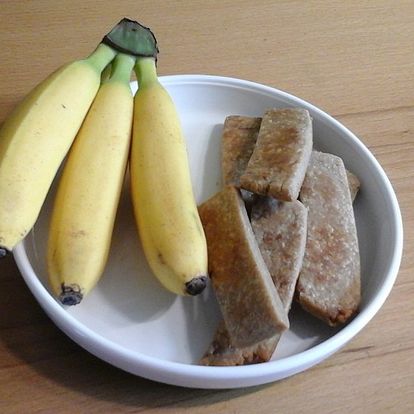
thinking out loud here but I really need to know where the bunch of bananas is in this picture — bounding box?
[0,19,208,305]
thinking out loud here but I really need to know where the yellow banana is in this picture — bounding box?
[130,58,208,296]
[0,43,116,254]
[47,53,135,305]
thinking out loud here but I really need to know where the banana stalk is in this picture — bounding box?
[47,53,136,305]
[0,43,117,254]
[130,57,208,296]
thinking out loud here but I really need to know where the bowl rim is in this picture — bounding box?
[13,74,404,388]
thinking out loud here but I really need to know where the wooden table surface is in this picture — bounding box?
[1,1,413,412]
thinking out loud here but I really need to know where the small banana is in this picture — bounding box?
[0,43,117,254]
[47,53,135,305]
[130,57,208,296]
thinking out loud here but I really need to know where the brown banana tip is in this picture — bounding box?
[0,247,10,258]
[58,283,83,306]
[185,275,208,296]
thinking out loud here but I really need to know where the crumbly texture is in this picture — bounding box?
[200,197,307,366]
[240,108,313,201]
[198,186,289,348]
[297,151,361,326]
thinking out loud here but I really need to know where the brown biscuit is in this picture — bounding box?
[198,186,289,348]
[240,108,313,201]
[251,197,308,311]
[297,151,361,326]
[221,115,262,187]
[200,198,307,366]
[221,115,262,211]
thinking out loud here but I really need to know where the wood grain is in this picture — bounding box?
[1,1,413,412]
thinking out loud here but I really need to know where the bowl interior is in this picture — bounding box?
[19,76,401,367]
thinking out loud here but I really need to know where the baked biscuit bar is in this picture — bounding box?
[240,108,313,201]
[221,115,262,187]
[297,151,361,326]
[198,186,289,348]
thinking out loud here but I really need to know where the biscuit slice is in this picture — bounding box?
[240,108,313,201]
[251,197,308,312]
[221,115,262,210]
[251,197,308,309]
[200,198,307,366]
[221,115,262,186]
[198,186,289,348]
[297,151,361,326]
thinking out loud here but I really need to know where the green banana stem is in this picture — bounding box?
[134,57,158,88]
[85,43,117,73]
[108,53,136,84]
[102,18,158,59]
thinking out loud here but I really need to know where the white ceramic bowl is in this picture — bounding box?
[13,75,403,389]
